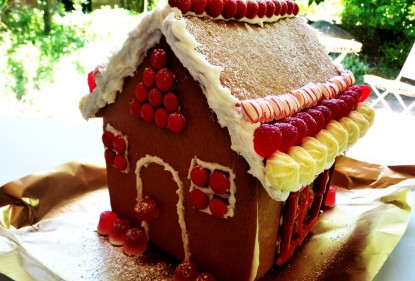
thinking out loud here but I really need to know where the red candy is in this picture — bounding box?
[265,0,275,17]
[306,109,325,135]
[274,122,298,152]
[292,1,299,15]
[196,273,217,281]
[109,218,131,246]
[190,166,209,187]
[142,67,156,88]
[123,227,148,256]
[246,0,259,19]
[155,68,175,92]
[114,155,128,171]
[148,87,163,107]
[358,84,371,102]
[283,117,307,145]
[97,210,118,236]
[206,0,224,17]
[174,261,199,281]
[209,197,228,218]
[141,103,155,123]
[129,98,141,118]
[155,107,169,128]
[253,124,282,158]
[150,49,168,70]
[168,113,186,133]
[113,135,126,154]
[104,149,116,165]
[279,0,288,15]
[222,0,238,19]
[191,0,207,14]
[189,189,209,210]
[87,71,96,93]
[209,171,230,194]
[163,92,180,112]
[176,0,192,14]
[102,131,114,148]
[133,195,159,222]
[234,0,248,19]
[273,0,281,15]
[135,82,148,103]
[324,186,336,208]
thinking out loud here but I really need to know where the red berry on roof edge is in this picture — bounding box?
[273,0,281,16]
[222,0,238,19]
[283,117,307,145]
[206,0,224,17]
[274,122,298,152]
[265,0,276,17]
[234,0,248,19]
[306,109,325,136]
[191,0,207,14]
[174,261,199,281]
[246,0,259,19]
[280,0,288,16]
[257,0,267,18]
[358,84,371,102]
[253,124,282,158]
[176,0,192,14]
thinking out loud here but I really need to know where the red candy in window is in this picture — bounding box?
[102,131,114,148]
[114,155,128,171]
[209,198,228,218]
[113,135,126,154]
[104,149,116,165]
[189,189,209,210]
[148,87,163,107]
[209,171,230,194]
[190,166,209,187]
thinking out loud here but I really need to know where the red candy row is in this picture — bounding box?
[169,0,299,19]
[102,130,129,172]
[254,85,365,158]
[130,48,186,133]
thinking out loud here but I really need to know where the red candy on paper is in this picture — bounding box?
[123,227,148,256]
[324,186,336,208]
[97,210,118,236]
[109,218,131,246]
[143,67,156,88]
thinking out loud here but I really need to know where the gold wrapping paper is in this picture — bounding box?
[0,156,413,281]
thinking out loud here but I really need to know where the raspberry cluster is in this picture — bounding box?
[102,130,129,172]
[130,48,186,133]
[169,0,299,19]
[189,165,233,218]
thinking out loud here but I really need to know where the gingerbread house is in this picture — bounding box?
[80,1,375,280]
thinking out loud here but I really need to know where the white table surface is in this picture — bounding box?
[0,111,414,281]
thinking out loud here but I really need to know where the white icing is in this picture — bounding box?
[135,155,190,261]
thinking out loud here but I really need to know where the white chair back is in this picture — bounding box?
[399,42,415,85]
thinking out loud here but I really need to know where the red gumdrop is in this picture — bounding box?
[279,0,288,15]
[191,0,207,14]
[104,149,116,165]
[246,0,259,19]
[135,82,148,102]
[150,48,168,70]
[141,103,155,123]
[257,0,266,18]
[190,166,209,187]
[123,227,148,256]
[142,67,156,88]
[358,84,371,102]
[209,198,228,218]
[102,131,114,148]
[273,0,281,15]
[234,0,248,19]
[313,105,333,127]
[133,195,159,221]
[209,171,230,194]
[295,112,317,137]
[87,71,96,93]
[155,108,169,128]
[163,92,180,112]
[114,155,128,171]
[206,0,224,17]
[324,186,336,208]
[97,210,118,236]
[283,117,307,145]
[306,109,325,135]
[265,0,275,17]
[176,0,192,13]
[113,135,126,154]
[155,68,175,92]
[274,122,299,152]
[109,218,131,246]
[320,99,340,120]
[129,98,141,118]
[338,94,356,112]
[174,261,199,281]
[189,189,209,210]
[222,0,238,19]
[148,87,163,107]
[253,124,282,158]
[195,273,217,281]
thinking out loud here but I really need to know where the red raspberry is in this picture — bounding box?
[306,109,325,135]
[222,0,238,19]
[279,0,287,15]
[349,85,363,96]
[292,1,299,15]
[332,99,349,119]
[274,122,299,152]
[209,197,228,218]
[295,112,317,136]
[191,0,207,14]
[113,135,126,154]
[135,82,148,102]
[320,99,340,120]
[358,84,371,102]
[168,113,186,133]
[87,71,96,93]
[189,189,209,210]
[196,273,217,281]
[155,107,169,128]
[286,0,293,14]
[97,210,118,236]
[150,48,168,70]
[155,68,175,92]
[273,0,281,15]
[114,155,128,171]
[163,92,180,112]
[133,195,159,222]
[323,186,336,208]
[246,0,259,19]
[338,94,356,112]
[206,0,224,17]
[253,124,282,158]
[257,0,266,17]
[123,227,148,256]
[102,131,114,148]
[190,166,209,187]
[265,0,275,17]
[209,171,230,194]
[234,0,248,19]
[176,0,192,13]
[168,0,178,7]
[313,105,333,127]
[109,218,130,246]
[148,87,163,107]
[142,67,155,88]
[129,98,141,118]
[141,103,155,123]
[174,261,199,281]
[104,149,116,166]
[283,117,307,145]
[343,89,361,104]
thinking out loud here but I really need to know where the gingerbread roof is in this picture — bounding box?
[80,3,375,201]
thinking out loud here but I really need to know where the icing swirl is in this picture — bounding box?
[339,116,360,148]
[326,120,349,153]
[265,151,300,192]
[315,129,339,168]
[301,136,328,174]
[348,111,370,136]
[288,146,317,186]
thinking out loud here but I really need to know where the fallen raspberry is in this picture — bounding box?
[209,197,228,218]
[123,227,148,256]
[190,166,209,187]
[133,195,159,222]
[174,261,199,281]
[253,124,282,158]
[97,210,118,236]
[189,189,209,210]
[209,171,230,194]
[109,218,131,246]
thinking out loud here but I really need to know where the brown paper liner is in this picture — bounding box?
[0,156,413,281]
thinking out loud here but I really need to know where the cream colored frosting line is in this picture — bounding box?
[135,155,191,261]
